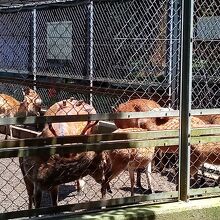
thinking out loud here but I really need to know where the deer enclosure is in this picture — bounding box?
[0,0,220,218]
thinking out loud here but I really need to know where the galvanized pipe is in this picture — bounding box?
[32,8,37,90]
[88,0,94,105]
[167,0,174,108]
[170,0,180,108]
[179,0,194,202]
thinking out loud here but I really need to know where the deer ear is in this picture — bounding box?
[22,87,30,96]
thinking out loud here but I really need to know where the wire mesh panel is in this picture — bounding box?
[36,5,88,79]
[0,0,182,112]
[189,0,220,193]
[0,0,180,216]
[92,0,181,110]
[0,11,31,73]
[192,0,220,109]
[0,0,219,218]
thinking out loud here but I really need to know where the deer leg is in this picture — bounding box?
[145,162,153,194]
[128,165,135,196]
[101,171,112,199]
[155,150,163,172]
[34,183,42,209]
[76,178,85,195]
[217,176,220,186]
[106,182,112,193]
[50,186,58,207]
[190,152,203,188]
[9,125,13,139]
[136,168,142,188]
[101,181,112,198]
[19,158,34,210]
[25,177,34,210]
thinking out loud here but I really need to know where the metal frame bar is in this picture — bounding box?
[88,0,94,105]
[32,8,37,90]
[0,0,122,12]
[0,137,180,158]
[167,0,175,107]
[0,126,220,149]
[0,76,166,98]
[170,0,181,108]
[0,108,220,126]
[0,112,181,126]
[0,128,220,158]
[179,0,194,202]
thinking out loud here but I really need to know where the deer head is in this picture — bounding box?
[21,87,42,116]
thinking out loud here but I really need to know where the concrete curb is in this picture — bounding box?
[34,197,220,220]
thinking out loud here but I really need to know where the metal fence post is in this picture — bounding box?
[32,8,37,90]
[86,0,94,105]
[167,0,181,109]
[179,0,194,202]
[167,0,175,108]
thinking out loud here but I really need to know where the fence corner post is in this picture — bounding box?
[179,0,194,202]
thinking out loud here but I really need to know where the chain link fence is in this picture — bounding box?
[193,0,220,108]
[190,0,220,192]
[0,0,182,111]
[0,0,219,217]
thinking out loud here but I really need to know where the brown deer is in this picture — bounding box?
[140,116,220,186]
[113,98,171,189]
[98,128,155,198]
[21,115,220,209]
[20,150,106,208]
[19,98,98,209]
[113,98,170,129]
[196,114,220,125]
[0,87,42,139]
[19,127,156,207]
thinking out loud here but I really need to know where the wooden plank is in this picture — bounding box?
[191,136,220,144]
[1,108,220,126]
[0,125,220,150]
[0,137,180,158]
[0,112,179,126]
[0,129,180,149]
[1,134,220,158]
